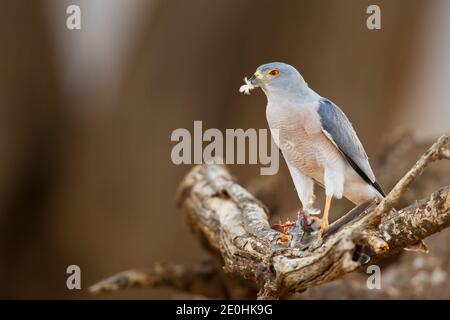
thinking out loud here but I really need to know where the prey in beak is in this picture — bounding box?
[239,72,261,95]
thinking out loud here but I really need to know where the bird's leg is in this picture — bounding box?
[319,195,332,236]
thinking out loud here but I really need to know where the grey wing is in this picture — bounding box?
[317,99,385,197]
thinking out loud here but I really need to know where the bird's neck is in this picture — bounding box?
[264,84,320,105]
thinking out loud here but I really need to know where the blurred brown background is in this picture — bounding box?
[0,0,449,299]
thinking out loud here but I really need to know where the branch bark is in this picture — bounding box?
[175,135,449,299]
[88,260,258,299]
[88,260,245,299]
[90,134,449,299]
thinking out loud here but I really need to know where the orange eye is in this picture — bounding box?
[269,69,280,76]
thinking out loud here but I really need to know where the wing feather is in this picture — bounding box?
[317,99,385,197]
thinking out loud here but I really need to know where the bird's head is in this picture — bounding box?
[246,62,308,97]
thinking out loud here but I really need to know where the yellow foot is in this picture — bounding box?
[318,195,332,238]
[318,220,329,238]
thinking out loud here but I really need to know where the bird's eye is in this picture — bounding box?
[269,69,280,76]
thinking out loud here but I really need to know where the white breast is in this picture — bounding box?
[266,101,338,180]
[266,101,377,204]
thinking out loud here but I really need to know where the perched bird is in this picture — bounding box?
[240,62,384,236]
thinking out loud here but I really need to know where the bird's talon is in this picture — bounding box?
[318,221,329,238]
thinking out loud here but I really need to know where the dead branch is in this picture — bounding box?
[89,260,229,298]
[88,260,258,299]
[90,134,449,299]
[368,135,449,226]
[174,135,449,299]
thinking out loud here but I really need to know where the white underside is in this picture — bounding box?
[267,101,380,207]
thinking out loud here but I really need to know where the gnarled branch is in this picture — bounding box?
[88,260,258,299]
[90,134,449,299]
[175,135,449,299]
[88,261,222,297]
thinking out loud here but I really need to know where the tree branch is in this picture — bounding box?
[368,135,449,226]
[89,134,449,299]
[175,135,449,299]
[380,185,450,250]
[88,261,229,298]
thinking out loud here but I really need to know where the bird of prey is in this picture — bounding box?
[240,62,385,236]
